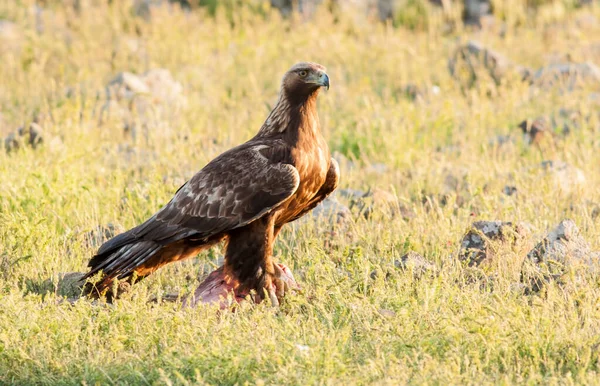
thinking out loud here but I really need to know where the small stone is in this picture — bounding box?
[369,270,377,280]
[526,219,595,268]
[522,219,599,291]
[448,41,528,88]
[530,62,600,91]
[395,251,435,277]
[142,68,184,104]
[503,186,518,196]
[100,68,186,140]
[459,221,532,267]
[463,0,492,26]
[107,72,151,98]
[56,272,86,298]
[378,309,396,318]
[309,196,351,225]
[4,123,44,153]
[133,0,191,19]
[539,160,586,194]
[400,84,424,101]
[518,117,554,146]
[341,188,411,220]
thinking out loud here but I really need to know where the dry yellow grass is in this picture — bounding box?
[1,1,600,384]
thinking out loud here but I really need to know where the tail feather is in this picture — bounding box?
[85,232,163,288]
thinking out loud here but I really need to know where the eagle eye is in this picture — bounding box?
[298,70,308,78]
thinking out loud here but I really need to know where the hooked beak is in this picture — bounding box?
[318,72,330,90]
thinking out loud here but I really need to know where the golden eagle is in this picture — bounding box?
[85,62,338,306]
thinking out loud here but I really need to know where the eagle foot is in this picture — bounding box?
[264,262,300,307]
[182,263,298,309]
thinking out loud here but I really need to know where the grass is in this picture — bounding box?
[1,0,600,384]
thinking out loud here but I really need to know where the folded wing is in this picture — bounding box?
[86,144,299,281]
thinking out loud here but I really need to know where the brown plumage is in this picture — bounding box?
[84,62,338,305]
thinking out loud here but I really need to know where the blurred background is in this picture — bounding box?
[1,1,600,384]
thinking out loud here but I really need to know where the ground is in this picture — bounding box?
[1,1,600,384]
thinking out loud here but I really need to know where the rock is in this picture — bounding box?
[518,117,554,146]
[530,62,600,91]
[4,123,44,153]
[459,221,532,267]
[539,160,586,194]
[142,69,184,104]
[99,68,186,139]
[395,251,435,276]
[463,0,492,26]
[308,196,351,226]
[56,272,86,298]
[82,223,124,250]
[398,84,441,102]
[400,84,425,101]
[133,0,191,19]
[270,0,324,18]
[103,69,184,107]
[38,272,86,298]
[503,186,518,196]
[522,219,599,291]
[378,309,396,318]
[448,41,529,87]
[340,188,414,220]
[527,219,596,269]
[107,72,151,97]
[553,108,586,136]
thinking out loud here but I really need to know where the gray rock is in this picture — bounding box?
[395,251,435,276]
[270,0,324,18]
[459,221,532,267]
[309,196,351,225]
[99,68,185,139]
[503,186,518,196]
[378,309,396,318]
[39,272,86,298]
[463,0,492,26]
[56,272,86,298]
[527,219,596,269]
[448,41,529,87]
[518,117,553,145]
[530,62,600,91]
[104,69,184,106]
[340,188,415,220]
[133,0,190,19]
[108,72,151,97]
[522,219,599,291]
[4,123,44,153]
[539,160,586,194]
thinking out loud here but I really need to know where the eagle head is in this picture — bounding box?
[281,62,329,101]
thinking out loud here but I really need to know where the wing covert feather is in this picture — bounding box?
[131,145,299,245]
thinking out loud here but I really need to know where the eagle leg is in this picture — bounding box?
[183,215,299,308]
